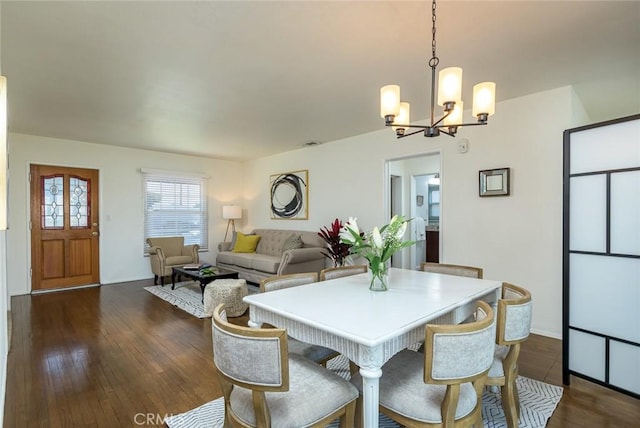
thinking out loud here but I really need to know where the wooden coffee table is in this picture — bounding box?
[171,266,239,301]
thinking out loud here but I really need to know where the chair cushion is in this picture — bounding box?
[165,255,194,266]
[233,232,261,253]
[351,349,477,423]
[229,353,358,427]
[288,338,338,363]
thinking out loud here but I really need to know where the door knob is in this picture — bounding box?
[92,232,99,236]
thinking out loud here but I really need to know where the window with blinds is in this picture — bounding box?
[142,170,208,252]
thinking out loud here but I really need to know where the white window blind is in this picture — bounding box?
[143,171,208,251]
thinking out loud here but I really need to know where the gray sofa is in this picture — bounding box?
[216,229,327,284]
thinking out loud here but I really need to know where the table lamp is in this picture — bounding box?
[222,205,242,242]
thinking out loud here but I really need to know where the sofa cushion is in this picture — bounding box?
[216,251,237,265]
[282,234,304,251]
[233,232,261,253]
[252,229,325,257]
[232,253,258,269]
[249,254,281,274]
[219,252,280,274]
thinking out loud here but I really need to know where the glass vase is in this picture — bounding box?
[368,262,389,292]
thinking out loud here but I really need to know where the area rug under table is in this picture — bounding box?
[145,281,258,318]
[165,355,563,428]
[145,281,209,318]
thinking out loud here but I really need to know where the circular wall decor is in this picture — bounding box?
[270,171,308,219]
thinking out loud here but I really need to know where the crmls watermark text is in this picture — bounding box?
[133,413,173,425]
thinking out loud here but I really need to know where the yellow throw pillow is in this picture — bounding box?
[232,232,261,253]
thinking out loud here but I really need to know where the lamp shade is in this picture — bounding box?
[392,102,410,131]
[472,82,496,117]
[222,205,242,220]
[380,85,400,118]
[443,101,463,126]
[437,67,462,105]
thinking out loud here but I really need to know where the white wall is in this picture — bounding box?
[7,133,244,296]
[242,86,588,338]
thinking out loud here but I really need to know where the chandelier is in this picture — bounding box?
[380,0,496,138]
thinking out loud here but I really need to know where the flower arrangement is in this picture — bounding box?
[318,218,353,267]
[340,215,415,291]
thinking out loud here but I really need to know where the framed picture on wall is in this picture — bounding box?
[270,170,308,219]
[479,168,510,197]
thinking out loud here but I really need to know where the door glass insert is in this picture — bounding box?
[42,175,64,229]
[70,176,89,228]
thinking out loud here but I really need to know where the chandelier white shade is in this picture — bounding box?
[380,85,400,118]
[381,0,496,138]
[437,67,463,105]
[473,82,496,118]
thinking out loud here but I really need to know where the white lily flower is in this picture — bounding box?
[346,217,359,235]
[340,228,356,243]
[372,227,383,249]
[340,217,359,243]
[395,221,408,240]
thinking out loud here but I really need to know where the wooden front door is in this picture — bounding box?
[30,164,100,291]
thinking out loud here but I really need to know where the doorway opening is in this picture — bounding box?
[387,153,441,270]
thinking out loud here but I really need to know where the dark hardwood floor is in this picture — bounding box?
[4,279,639,427]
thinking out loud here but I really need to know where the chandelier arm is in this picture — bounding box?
[430,109,451,128]
[396,128,427,139]
[385,123,430,130]
[437,121,488,129]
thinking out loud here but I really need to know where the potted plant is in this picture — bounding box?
[318,218,353,267]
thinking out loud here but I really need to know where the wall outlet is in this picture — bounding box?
[457,138,469,153]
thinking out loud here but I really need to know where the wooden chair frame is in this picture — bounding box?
[259,271,318,293]
[320,265,368,281]
[375,301,495,428]
[419,262,484,279]
[259,272,338,366]
[485,283,532,428]
[213,304,355,428]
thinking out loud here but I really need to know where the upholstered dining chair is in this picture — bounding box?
[212,304,358,428]
[260,272,319,293]
[146,236,199,285]
[485,283,533,428]
[351,300,496,428]
[420,262,484,279]
[320,265,368,281]
[259,273,340,365]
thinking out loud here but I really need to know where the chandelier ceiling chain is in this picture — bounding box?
[380,0,496,139]
[430,0,437,65]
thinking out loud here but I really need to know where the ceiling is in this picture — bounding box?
[2,1,639,161]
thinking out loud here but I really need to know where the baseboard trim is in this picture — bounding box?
[30,283,100,295]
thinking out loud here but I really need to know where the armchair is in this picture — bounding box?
[146,237,199,285]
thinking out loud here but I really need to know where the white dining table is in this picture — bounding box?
[244,267,502,428]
